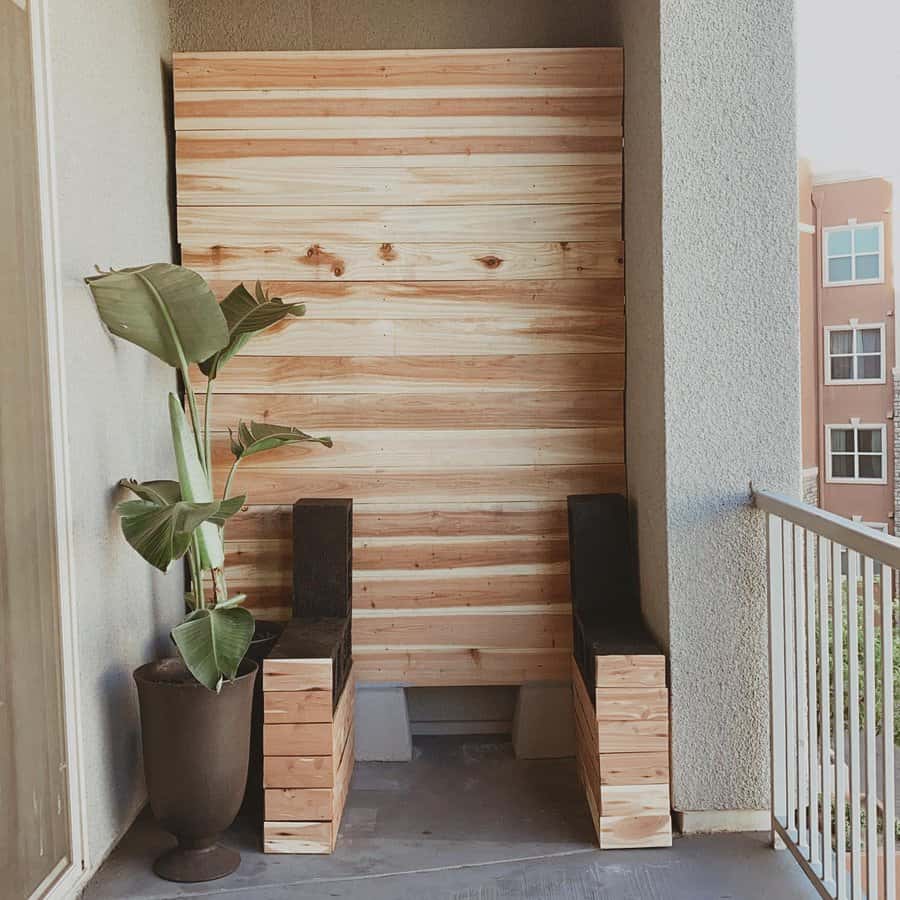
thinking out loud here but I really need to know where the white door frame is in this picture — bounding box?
[24,0,89,896]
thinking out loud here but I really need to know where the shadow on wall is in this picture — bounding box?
[169,0,621,52]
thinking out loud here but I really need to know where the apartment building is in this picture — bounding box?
[800,160,896,533]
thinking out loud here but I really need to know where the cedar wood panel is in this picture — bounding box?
[174,47,624,686]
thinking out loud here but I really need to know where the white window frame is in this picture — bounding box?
[823,321,886,385]
[822,221,885,287]
[825,423,887,484]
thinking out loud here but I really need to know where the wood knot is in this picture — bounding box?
[559,241,570,250]
[378,242,397,261]
[476,255,503,270]
[306,244,321,258]
[332,265,344,277]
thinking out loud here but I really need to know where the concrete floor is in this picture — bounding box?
[84,736,819,900]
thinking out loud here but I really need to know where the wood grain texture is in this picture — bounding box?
[181,206,621,244]
[212,428,622,469]
[175,91,621,130]
[352,647,570,685]
[178,160,620,205]
[176,134,620,162]
[183,241,623,282]
[265,788,333,822]
[194,316,624,358]
[263,821,332,854]
[173,48,624,91]
[264,755,334,789]
[190,354,625,394]
[219,465,626,505]
[201,279,625,317]
[176,48,623,685]
[264,690,333,724]
[225,501,569,542]
[200,390,622,430]
[595,655,666,689]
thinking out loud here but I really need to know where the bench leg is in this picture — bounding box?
[354,684,412,761]
[511,682,575,759]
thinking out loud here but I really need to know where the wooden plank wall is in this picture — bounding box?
[174,48,624,687]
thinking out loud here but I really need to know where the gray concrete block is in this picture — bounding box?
[354,684,413,761]
[511,682,575,759]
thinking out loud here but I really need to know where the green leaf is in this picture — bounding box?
[207,494,246,526]
[116,482,237,572]
[171,606,254,692]
[118,478,181,505]
[199,282,304,378]
[85,264,228,367]
[231,421,333,460]
[169,393,223,569]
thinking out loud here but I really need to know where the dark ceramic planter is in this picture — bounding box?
[134,657,257,883]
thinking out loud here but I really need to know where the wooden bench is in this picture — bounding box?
[262,500,355,854]
[568,494,673,849]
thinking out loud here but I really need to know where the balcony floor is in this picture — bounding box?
[85,735,818,900]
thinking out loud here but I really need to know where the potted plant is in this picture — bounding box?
[86,264,331,882]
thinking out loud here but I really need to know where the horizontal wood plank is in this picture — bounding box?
[599,783,670,817]
[264,690,333,724]
[595,655,666,689]
[197,317,624,358]
[177,114,619,138]
[181,207,621,245]
[184,241,623,282]
[204,278,624,317]
[352,647,571,686]
[352,607,571,649]
[178,161,620,205]
[598,815,672,850]
[200,390,622,430]
[225,501,569,542]
[594,688,669,723]
[225,536,570,573]
[175,91,621,130]
[190,354,625,394]
[265,788,332,822]
[173,48,623,92]
[596,720,669,754]
[263,821,332,854]
[264,755,334,789]
[264,723,333,757]
[263,659,331,692]
[211,427,623,469]
[219,464,625,505]
[598,752,670,786]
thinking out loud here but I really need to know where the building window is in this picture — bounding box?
[824,323,884,383]
[823,222,884,286]
[825,424,886,483]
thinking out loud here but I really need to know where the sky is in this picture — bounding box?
[796,0,900,180]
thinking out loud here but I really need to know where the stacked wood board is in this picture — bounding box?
[572,657,672,848]
[174,48,624,687]
[262,657,355,853]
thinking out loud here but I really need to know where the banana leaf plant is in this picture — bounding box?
[86,264,332,691]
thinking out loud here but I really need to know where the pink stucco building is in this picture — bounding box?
[800,162,897,532]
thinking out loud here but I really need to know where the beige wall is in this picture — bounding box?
[47,0,180,876]
[815,177,895,526]
[170,0,618,51]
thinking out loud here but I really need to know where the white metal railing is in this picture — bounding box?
[755,490,897,900]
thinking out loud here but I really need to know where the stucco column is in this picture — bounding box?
[612,0,799,825]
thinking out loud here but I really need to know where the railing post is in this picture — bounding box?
[768,513,787,848]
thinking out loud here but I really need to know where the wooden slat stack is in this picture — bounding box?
[572,657,672,848]
[174,48,624,687]
[263,659,355,854]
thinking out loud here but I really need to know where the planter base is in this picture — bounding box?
[153,841,240,883]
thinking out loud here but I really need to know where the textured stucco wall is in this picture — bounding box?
[47,0,180,871]
[611,0,799,813]
[170,0,618,51]
[606,0,669,652]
